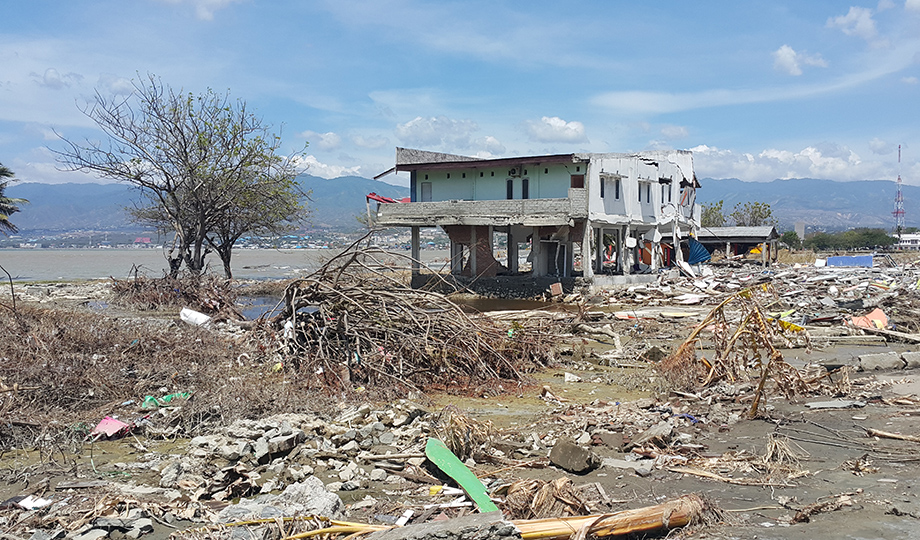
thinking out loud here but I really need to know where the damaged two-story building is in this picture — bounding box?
[372,147,700,290]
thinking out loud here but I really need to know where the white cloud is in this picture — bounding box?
[525,116,588,143]
[827,6,878,42]
[30,68,83,90]
[153,0,246,20]
[301,130,341,151]
[903,76,919,84]
[592,41,917,115]
[869,137,894,154]
[907,0,920,11]
[478,135,506,155]
[97,74,134,96]
[289,155,362,179]
[352,134,389,149]
[395,116,479,149]
[691,143,888,182]
[876,0,896,11]
[772,45,827,76]
[660,125,688,139]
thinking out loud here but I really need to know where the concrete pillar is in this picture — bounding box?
[582,222,593,279]
[508,227,518,274]
[410,226,420,275]
[595,226,604,274]
[622,226,631,275]
[450,240,463,274]
[564,240,573,277]
[726,241,731,257]
[673,222,683,265]
[470,225,478,277]
[531,227,544,277]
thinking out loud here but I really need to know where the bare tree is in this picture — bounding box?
[55,74,308,276]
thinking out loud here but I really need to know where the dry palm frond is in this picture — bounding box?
[430,406,493,461]
[502,477,590,520]
[659,284,812,418]
[761,433,809,480]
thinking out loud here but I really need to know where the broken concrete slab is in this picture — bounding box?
[602,458,654,477]
[548,439,601,474]
[902,351,920,369]
[805,400,866,409]
[858,351,905,371]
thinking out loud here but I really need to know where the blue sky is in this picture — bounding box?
[2,0,920,187]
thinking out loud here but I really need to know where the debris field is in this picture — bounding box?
[3,250,920,540]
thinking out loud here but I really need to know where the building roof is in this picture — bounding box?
[696,226,779,242]
[375,148,579,179]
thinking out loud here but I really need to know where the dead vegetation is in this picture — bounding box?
[111,271,242,319]
[0,304,330,450]
[258,242,555,396]
[659,284,813,417]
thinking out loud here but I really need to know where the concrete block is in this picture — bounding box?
[548,440,600,474]
[902,351,920,369]
[858,351,905,371]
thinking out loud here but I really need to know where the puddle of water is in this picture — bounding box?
[238,296,283,320]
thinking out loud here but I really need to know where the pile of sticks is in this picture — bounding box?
[268,244,553,393]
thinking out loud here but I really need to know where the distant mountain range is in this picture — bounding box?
[6,174,410,233]
[697,178,919,230]
[5,175,916,234]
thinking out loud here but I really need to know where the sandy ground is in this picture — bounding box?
[4,278,920,539]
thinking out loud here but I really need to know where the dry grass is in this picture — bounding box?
[775,249,816,265]
[111,273,241,318]
[0,303,333,450]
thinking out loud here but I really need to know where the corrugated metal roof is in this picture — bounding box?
[696,226,779,240]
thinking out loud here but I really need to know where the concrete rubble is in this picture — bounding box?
[4,254,920,539]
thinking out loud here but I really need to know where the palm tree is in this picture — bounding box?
[0,163,28,235]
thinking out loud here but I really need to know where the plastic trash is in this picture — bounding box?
[180,307,212,327]
[141,392,191,410]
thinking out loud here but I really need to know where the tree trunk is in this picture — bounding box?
[218,246,233,279]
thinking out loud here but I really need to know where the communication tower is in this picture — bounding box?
[893,145,905,239]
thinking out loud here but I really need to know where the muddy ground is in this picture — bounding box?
[3,273,920,540]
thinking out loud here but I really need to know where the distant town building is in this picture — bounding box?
[895,233,920,250]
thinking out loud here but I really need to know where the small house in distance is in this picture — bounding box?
[372,148,701,291]
[695,226,779,266]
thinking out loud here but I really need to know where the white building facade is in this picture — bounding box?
[373,148,700,282]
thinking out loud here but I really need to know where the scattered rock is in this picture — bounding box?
[548,439,601,474]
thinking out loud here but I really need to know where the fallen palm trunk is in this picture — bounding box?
[514,494,705,539]
[864,427,920,443]
[188,496,706,540]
